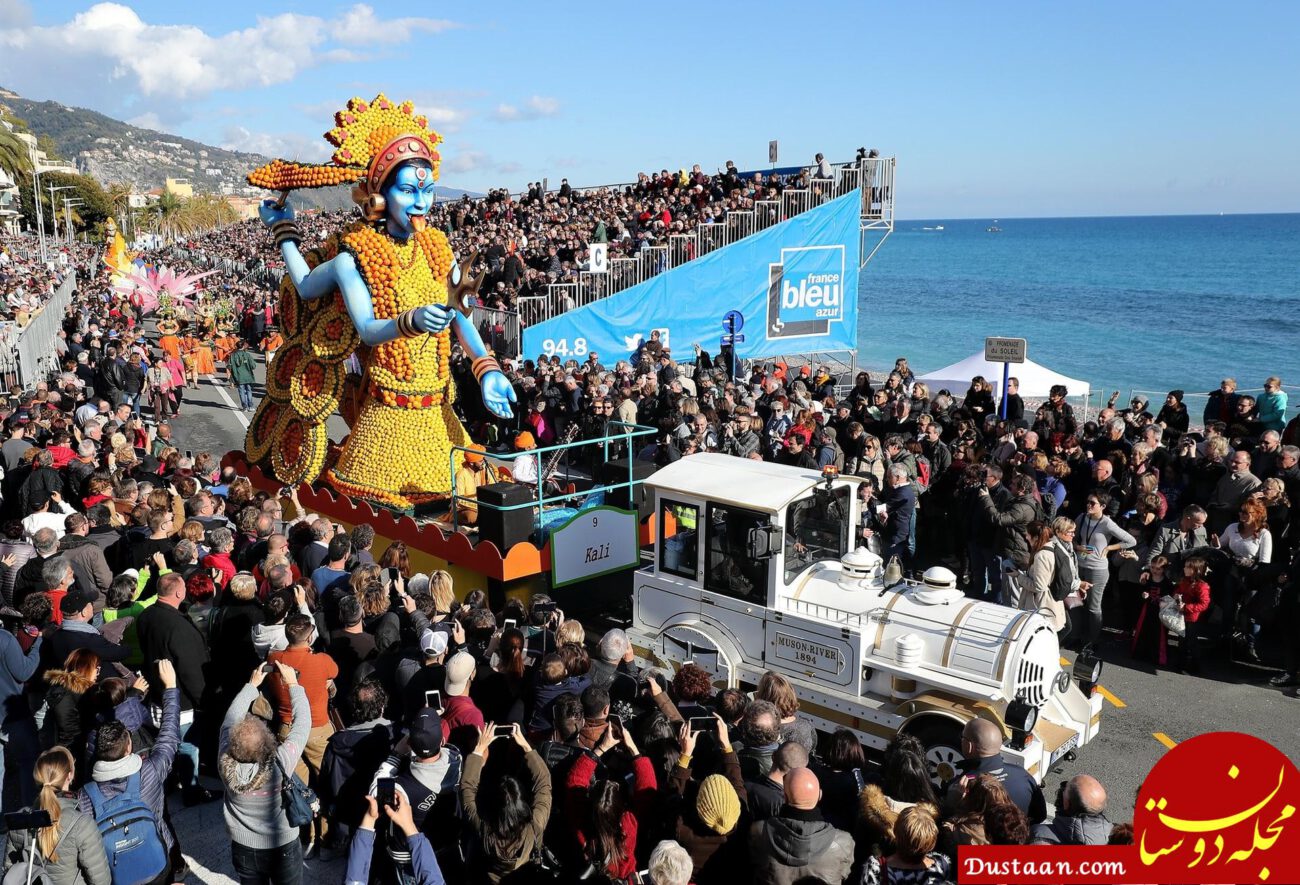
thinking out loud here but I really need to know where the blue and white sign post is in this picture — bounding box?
[985,336,1027,420]
[721,310,745,381]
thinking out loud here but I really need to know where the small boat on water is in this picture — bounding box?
[921,224,945,231]
[986,226,1001,233]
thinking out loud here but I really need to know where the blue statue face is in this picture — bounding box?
[382,161,435,239]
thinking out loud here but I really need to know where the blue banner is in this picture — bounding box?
[522,190,860,362]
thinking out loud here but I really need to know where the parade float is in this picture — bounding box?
[230,93,616,599]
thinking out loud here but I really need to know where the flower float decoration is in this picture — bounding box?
[112,263,217,318]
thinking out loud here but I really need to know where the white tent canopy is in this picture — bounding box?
[916,352,1091,400]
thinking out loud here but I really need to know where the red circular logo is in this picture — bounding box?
[1135,731,1300,884]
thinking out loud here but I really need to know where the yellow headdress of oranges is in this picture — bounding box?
[247,93,443,217]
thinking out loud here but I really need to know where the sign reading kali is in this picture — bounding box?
[549,506,639,587]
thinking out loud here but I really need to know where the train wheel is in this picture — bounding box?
[913,720,965,785]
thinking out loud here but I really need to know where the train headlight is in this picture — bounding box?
[1006,697,1038,751]
[1073,651,1103,694]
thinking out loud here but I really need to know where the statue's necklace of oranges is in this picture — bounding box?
[341,225,456,396]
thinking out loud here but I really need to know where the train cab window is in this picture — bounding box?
[659,499,699,579]
[784,487,851,583]
[704,503,769,604]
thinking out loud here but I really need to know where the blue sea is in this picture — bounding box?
[857,213,1300,405]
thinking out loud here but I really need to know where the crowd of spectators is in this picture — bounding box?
[0,156,1294,883]
[471,351,1298,686]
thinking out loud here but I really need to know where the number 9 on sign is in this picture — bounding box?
[541,338,588,358]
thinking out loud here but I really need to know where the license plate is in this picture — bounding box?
[1050,734,1080,766]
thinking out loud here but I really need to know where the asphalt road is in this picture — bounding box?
[164,358,1300,876]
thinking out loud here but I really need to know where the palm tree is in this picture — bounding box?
[148,190,185,241]
[0,124,33,185]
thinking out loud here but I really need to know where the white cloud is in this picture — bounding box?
[492,95,560,122]
[221,126,332,162]
[329,4,458,43]
[442,148,522,178]
[0,3,461,108]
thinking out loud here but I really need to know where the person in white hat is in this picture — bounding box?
[439,651,483,755]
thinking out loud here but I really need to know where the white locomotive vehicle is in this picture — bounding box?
[627,453,1103,783]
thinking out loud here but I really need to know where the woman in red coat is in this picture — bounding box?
[565,723,659,879]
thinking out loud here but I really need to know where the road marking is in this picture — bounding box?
[1153,732,1178,749]
[1059,655,1126,708]
[1096,685,1127,708]
[205,375,250,429]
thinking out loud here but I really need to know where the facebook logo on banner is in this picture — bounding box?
[766,245,847,339]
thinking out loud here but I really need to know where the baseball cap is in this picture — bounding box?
[59,585,96,615]
[420,628,449,658]
[445,651,475,696]
[408,707,444,757]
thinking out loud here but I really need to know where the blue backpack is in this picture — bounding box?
[83,772,168,885]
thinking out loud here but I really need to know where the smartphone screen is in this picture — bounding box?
[492,724,514,739]
[377,777,397,810]
[184,450,193,461]
[387,567,401,584]
[689,717,714,734]
[607,714,623,737]
[503,618,517,631]
[425,690,442,712]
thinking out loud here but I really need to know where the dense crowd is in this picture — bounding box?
[0,168,1294,884]
[487,353,1298,680]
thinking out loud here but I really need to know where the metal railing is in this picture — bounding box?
[447,420,658,532]
[0,272,76,389]
[469,304,521,359]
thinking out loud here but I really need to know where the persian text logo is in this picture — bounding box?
[766,245,846,339]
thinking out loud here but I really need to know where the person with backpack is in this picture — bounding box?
[3,746,111,885]
[77,659,179,885]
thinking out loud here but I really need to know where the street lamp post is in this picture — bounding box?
[47,184,74,244]
[64,198,85,243]
[31,166,45,262]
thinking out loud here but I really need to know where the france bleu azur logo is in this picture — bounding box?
[766,244,847,339]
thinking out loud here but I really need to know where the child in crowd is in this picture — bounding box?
[1130,555,1174,665]
[1173,557,1212,675]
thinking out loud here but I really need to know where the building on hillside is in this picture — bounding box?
[0,166,19,234]
[13,131,77,175]
[226,196,262,220]
[164,177,193,198]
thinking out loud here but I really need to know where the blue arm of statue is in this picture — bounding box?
[452,311,516,419]
[257,198,453,346]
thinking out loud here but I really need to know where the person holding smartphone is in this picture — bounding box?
[566,720,658,881]
[460,722,550,881]
[666,715,749,877]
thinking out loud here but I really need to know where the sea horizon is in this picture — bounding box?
[857,212,1300,416]
[897,210,1300,222]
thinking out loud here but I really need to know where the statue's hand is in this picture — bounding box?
[411,304,453,334]
[480,371,516,419]
[258,198,295,228]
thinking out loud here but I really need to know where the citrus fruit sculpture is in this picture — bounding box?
[244,94,516,510]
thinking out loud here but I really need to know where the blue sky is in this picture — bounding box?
[1,0,1297,218]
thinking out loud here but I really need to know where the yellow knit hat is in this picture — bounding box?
[695,774,741,834]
